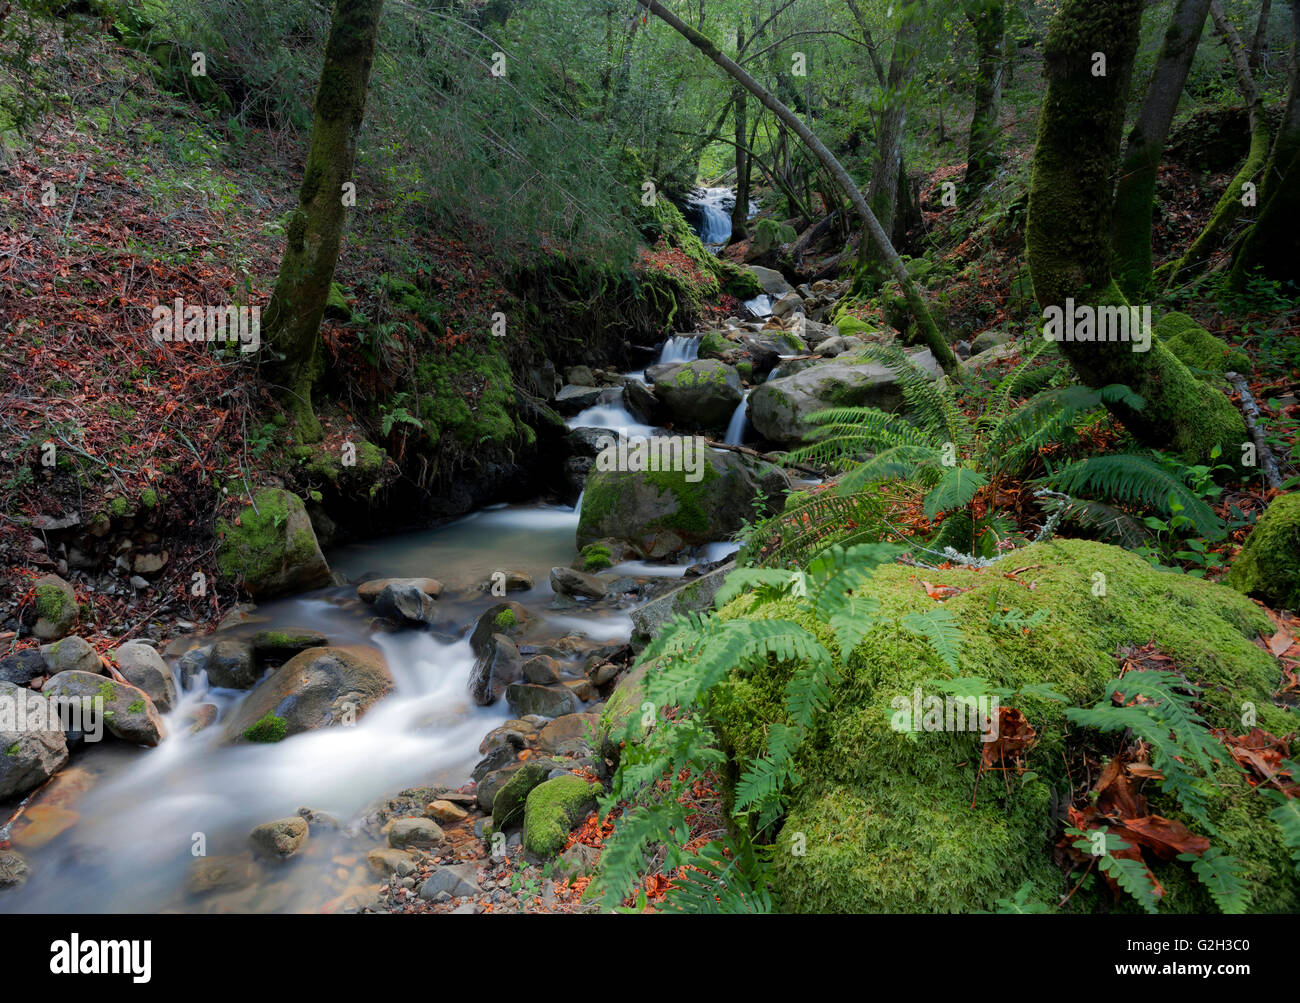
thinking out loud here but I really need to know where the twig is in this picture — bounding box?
[704,438,823,477]
[1225,371,1284,491]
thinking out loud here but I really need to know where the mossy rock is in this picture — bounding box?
[31,574,77,641]
[697,331,732,360]
[491,758,557,831]
[749,218,798,257]
[1226,493,1300,612]
[705,538,1297,913]
[834,314,877,340]
[216,488,331,598]
[522,775,602,857]
[1156,312,1250,377]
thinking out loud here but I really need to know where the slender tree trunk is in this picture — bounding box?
[729,18,749,242]
[1249,0,1273,72]
[962,0,1006,194]
[1110,0,1212,297]
[1162,0,1269,285]
[1231,0,1300,287]
[1027,0,1246,463]
[262,0,385,442]
[636,0,957,374]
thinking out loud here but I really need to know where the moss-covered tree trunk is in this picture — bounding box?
[1110,0,1212,297]
[1026,0,1246,463]
[962,0,1006,194]
[261,0,385,442]
[1231,0,1300,287]
[638,0,957,374]
[1162,0,1268,286]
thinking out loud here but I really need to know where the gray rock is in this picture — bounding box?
[112,642,177,712]
[469,632,524,707]
[506,683,581,719]
[0,849,30,889]
[357,577,443,602]
[387,816,445,849]
[554,385,608,415]
[522,655,561,685]
[209,638,257,690]
[176,644,214,689]
[41,670,165,746]
[249,629,330,657]
[971,329,1012,355]
[748,264,794,297]
[0,682,69,798]
[770,291,804,320]
[622,379,660,425]
[549,567,607,600]
[644,362,684,385]
[373,582,438,625]
[630,562,736,640]
[249,816,308,859]
[0,650,48,686]
[39,635,101,676]
[418,863,482,899]
[654,359,743,430]
[30,573,78,641]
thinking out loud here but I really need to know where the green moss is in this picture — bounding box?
[34,583,73,622]
[127,699,145,714]
[734,360,753,381]
[1156,312,1251,376]
[5,743,19,756]
[216,488,321,591]
[109,497,129,517]
[1226,493,1300,611]
[138,487,157,509]
[580,543,613,571]
[492,758,553,830]
[243,712,287,743]
[834,314,876,339]
[415,343,520,449]
[522,775,601,857]
[96,680,117,703]
[494,608,517,630]
[707,538,1296,913]
[698,331,731,359]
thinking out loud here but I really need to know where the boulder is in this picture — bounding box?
[249,816,308,859]
[357,578,443,603]
[970,328,1012,356]
[554,385,608,415]
[469,631,524,707]
[216,488,331,598]
[249,629,330,658]
[111,642,177,712]
[537,713,599,754]
[1226,493,1300,611]
[506,683,581,720]
[30,574,77,641]
[750,349,944,448]
[187,856,254,895]
[0,682,69,798]
[418,863,482,899]
[209,638,257,690]
[577,448,789,558]
[366,848,416,878]
[387,816,445,849]
[39,636,101,676]
[549,566,607,600]
[630,561,736,641]
[622,379,660,425]
[223,645,393,743]
[0,650,47,687]
[373,582,438,625]
[41,671,165,746]
[654,359,743,430]
[748,264,794,297]
[770,291,804,320]
[491,757,557,829]
[522,775,601,858]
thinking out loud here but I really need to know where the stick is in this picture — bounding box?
[704,438,823,477]
[1225,372,1283,491]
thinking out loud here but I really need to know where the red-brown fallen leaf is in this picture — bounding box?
[1268,622,1296,658]
[921,580,968,600]
[981,706,1036,769]
[1118,815,1211,861]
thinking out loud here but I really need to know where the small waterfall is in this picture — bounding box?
[683,187,757,249]
[657,335,701,365]
[723,391,750,446]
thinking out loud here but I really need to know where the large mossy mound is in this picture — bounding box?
[1226,493,1300,612]
[1156,312,1250,377]
[706,538,1296,913]
[216,488,331,598]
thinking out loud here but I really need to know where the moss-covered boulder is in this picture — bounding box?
[491,757,559,830]
[522,775,602,857]
[1226,493,1300,611]
[43,671,166,746]
[0,682,69,799]
[654,359,743,430]
[223,645,392,743]
[1156,312,1250,377]
[216,489,331,598]
[577,449,789,559]
[705,538,1297,913]
[31,574,77,642]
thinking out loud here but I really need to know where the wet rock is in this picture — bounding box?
[479,719,533,754]
[522,655,561,686]
[249,816,309,859]
[537,713,599,754]
[366,848,416,878]
[373,583,438,625]
[176,644,213,688]
[770,291,804,320]
[549,566,607,600]
[567,427,613,458]
[426,799,468,823]
[506,683,580,720]
[250,628,330,658]
[0,850,31,889]
[0,682,69,798]
[39,635,101,676]
[184,703,218,734]
[216,488,331,599]
[473,743,521,781]
[748,264,794,297]
[224,645,393,743]
[187,856,254,895]
[356,577,444,602]
[654,359,743,430]
[554,385,608,415]
[631,560,736,641]
[491,757,559,830]
[112,642,177,712]
[30,573,78,642]
[476,764,523,811]
[42,670,165,746]
[645,361,684,384]
[386,817,445,849]
[522,775,601,858]
[0,650,47,687]
[216,604,258,631]
[209,638,257,690]
[622,379,660,425]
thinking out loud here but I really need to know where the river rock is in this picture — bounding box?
[645,362,684,384]
[815,335,864,357]
[366,848,416,878]
[373,582,438,625]
[631,561,736,641]
[176,644,213,689]
[41,671,165,745]
[749,349,944,448]
[0,649,48,686]
[537,713,599,754]
[491,757,558,829]
[209,638,257,689]
[111,642,177,712]
[224,645,393,742]
[469,631,524,707]
[522,775,601,858]
[554,385,608,415]
[549,566,607,600]
[567,427,614,458]
[577,449,789,558]
[427,799,468,823]
[476,764,523,811]
[249,816,309,859]
[748,264,794,297]
[770,291,804,320]
[622,378,660,425]
[216,488,331,598]
[31,573,78,641]
[357,577,443,602]
[250,628,330,657]
[522,655,561,685]
[387,816,445,849]
[39,635,101,676]
[654,359,743,430]
[505,683,580,720]
[0,682,69,798]
[187,855,254,895]
[0,849,30,888]
[418,863,481,899]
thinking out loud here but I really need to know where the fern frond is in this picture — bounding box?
[1179,847,1251,914]
[592,801,684,910]
[902,607,963,671]
[854,343,973,449]
[837,444,941,495]
[1035,493,1152,548]
[1262,785,1300,875]
[661,837,774,914]
[923,466,989,520]
[712,568,801,608]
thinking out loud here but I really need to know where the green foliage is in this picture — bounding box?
[1180,847,1250,915]
[1066,828,1162,915]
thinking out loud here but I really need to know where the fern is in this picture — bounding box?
[1262,780,1300,876]
[924,466,989,521]
[1068,827,1162,914]
[661,837,774,914]
[902,608,963,671]
[1180,847,1251,914]
[992,881,1055,914]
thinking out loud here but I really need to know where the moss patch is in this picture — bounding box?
[243,712,287,743]
[1226,493,1300,611]
[1156,312,1251,377]
[522,775,601,857]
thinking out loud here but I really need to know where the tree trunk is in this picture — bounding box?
[1231,0,1300,287]
[261,0,385,442]
[1026,0,1246,464]
[1110,0,1212,297]
[637,0,957,374]
[1249,0,1273,72]
[962,0,1006,194]
[1161,0,1269,286]
[729,18,749,242]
